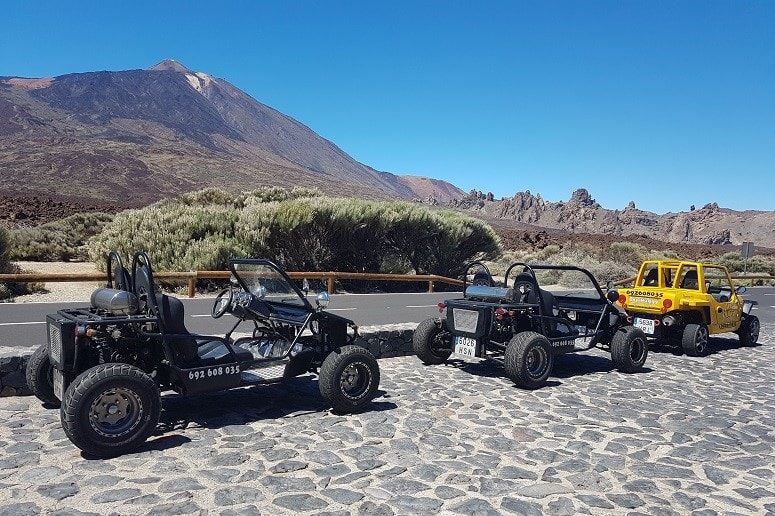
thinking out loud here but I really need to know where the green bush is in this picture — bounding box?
[88,189,502,281]
[88,204,244,271]
[0,226,45,300]
[9,213,114,261]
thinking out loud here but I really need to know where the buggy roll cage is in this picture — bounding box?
[460,261,620,346]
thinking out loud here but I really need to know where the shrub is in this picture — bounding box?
[88,204,244,271]
[88,189,502,283]
[9,213,115,261]
[0,226,45,300]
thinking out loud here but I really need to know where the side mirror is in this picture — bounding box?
[302,278,310,296]
[606,280,613,290]
[606,289,620,303]
[735,285,747,294]
[316,291,330,310]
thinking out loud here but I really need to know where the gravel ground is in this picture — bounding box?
[0,328,773,515]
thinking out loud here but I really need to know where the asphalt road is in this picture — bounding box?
[2,288,774,350]
[0,292,454,349]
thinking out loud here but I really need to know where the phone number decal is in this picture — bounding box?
[188,365,240,381]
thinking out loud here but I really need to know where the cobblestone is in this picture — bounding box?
[0,330,772,514]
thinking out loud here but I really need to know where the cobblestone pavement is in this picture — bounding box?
[0,327,773,516]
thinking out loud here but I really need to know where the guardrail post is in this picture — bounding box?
[428,280,434,293]
[187,274,196,298]
[327,275,335,294]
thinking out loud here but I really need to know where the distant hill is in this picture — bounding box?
[0,59,461,205]
[447,189,775,248]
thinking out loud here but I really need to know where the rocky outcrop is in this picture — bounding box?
[451,188,775,248]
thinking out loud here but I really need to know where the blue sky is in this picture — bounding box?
[2,1,773,212]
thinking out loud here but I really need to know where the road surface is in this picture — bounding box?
[2,288,773,349]
[0,292,453,349]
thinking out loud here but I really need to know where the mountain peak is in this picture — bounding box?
[148,59,192,73]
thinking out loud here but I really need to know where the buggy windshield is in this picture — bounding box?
[232,262,306,307]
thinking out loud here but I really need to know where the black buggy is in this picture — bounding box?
[413,262,648,389]
[27,251,380,457]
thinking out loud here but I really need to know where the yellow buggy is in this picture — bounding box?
[618,260,759,356]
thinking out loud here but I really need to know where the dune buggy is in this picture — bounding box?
[413,262,648,389]
[619,260,759,356]
[27,251,380,457]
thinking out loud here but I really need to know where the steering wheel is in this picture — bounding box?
[212,288,234,319]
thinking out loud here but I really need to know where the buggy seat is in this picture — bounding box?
[156,294,254,367]
[130,254,252,367]
[513,272,556,315]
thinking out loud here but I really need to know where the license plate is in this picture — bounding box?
[53,369,64,400]
[454,336,477,357]
[633,317,655,335]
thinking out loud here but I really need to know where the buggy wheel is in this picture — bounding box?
[413,318,453,365]
[26,343,59,406]
[319,346,380,414]
[737,315,760,347]
[504,332,553,389]
[682,323,709,357]
[61,363,160,458]
[611,326,648,373]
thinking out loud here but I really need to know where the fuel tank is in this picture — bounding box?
[90,288,140,316]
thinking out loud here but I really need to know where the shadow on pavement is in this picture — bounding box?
[648,335,759,357]
[152,375,396,438]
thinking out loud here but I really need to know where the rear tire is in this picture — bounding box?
[61,363,160,458]
[413,318,453,365]
[611,326,648,372]
[682,323,709,357]
[319,346,380,414]
[26,343,59,406]
[504,332,553,389]
[737,315,760,347]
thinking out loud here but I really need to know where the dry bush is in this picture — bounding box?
[9,213,114,261]
[88,189,502,280]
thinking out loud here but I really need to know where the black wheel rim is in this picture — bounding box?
[89,387,143,438]
[431,329,452,358]
[525,345,549,379]
[630,337,646,363]
[695,326,708,354]
[339,362,372,400]
[749,319,760,343]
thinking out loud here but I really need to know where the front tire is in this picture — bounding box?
[26,343,59,406]
[737,315,760,347]
[682,323,709,357]
[413,318,453,365]
[611,326,648,372]
[61,363,160,458]
[504,332,553,389]
[319,346,380,414]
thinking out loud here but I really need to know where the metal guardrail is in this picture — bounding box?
[0,270,464,297]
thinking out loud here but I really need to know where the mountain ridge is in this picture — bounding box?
[0,59,462,204]
[446,188,775,248]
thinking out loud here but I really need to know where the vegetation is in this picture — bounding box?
[9,213,115,261]
[488,241,775,287]
[88,187,502,279]
[0,226,44,300]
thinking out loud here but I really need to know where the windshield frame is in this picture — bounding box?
[228,259,312,310]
